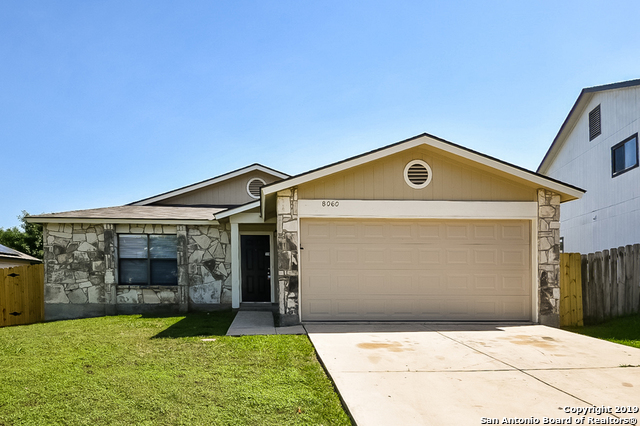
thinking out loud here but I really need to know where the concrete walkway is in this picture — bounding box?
[307,323,640,426]
[226,311,306,336]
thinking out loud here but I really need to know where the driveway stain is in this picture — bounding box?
[357,341,415,353]
[503,335,559,350]
[622,382,633,387]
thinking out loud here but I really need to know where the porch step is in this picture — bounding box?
[239,302,277,312]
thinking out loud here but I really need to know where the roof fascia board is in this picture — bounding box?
[229,212,275,224]
[263,134,584,200]
[263,137,428,195]
[130,164,289,206]
[26,218,219,225]
[537,91,593,174]
[214,201,261,220]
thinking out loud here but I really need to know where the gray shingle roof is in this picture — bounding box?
[26,206,225,222]
[0,243,41,263]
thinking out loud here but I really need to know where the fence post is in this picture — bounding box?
[617,247,626,317]
[595,252,606,322]
[581,254,590,324]
[602,250,610,320]
[611,248,617,317]
[634,244,640,314]
[560,253,569,326]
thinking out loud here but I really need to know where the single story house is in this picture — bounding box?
[0,243,42,268]
[27,134,584,326]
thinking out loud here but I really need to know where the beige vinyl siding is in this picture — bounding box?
[297,145,538,202]
[155,171,280,206]
[300,218,532,321]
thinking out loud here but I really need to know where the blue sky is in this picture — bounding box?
[1,1,639,228]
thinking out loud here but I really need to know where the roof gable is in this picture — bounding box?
[296,144,542,202]
[538,78,640,174]
[130,164,289,206]
[262,133,584,217]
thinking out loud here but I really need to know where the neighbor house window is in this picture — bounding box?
[118,234,178,285]
[611,134,638,177]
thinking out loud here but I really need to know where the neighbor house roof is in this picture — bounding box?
[26,206,223,225]
[0,243,41,264]
[261,133,586,217]
[128,163,289,206]
[537,78,640,174]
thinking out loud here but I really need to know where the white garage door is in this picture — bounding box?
[300,219,532,321]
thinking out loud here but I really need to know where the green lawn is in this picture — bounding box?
[564,314,640,349]
[0,312,351,426]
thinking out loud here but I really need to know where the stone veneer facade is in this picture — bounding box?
[43,222,232,320]
[44,189,563,325]
[186,225,232,306]
[276,188,299,325]
[537,189,562,327]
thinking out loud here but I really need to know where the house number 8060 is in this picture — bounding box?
[322,201,339,207]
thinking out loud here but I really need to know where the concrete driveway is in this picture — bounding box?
[306,323,640,426]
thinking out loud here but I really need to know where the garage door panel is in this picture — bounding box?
[307,274,332,294]
[307,299,332,317]
[301,219,532,321]
[445,249,469,265]
[502,249,527,266]
[335,224,358,238]
[502,224,527,240]
[335,248,358,264]
[474,224,498,240]
[418,224,441,239]
[302,296,530,321]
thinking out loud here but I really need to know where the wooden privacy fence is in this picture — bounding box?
[559,253,583,326]
[1,264,44,327]
[560,245,640,326]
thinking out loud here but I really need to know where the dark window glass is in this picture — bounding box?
[612,135,639,177]
[151,259,178,285]
[119,259,148,285]
[149,235,177,259]
[119,234,147,258]
[118,234,177,285]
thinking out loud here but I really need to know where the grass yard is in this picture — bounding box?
[564,314,640,349]
[0,311,351,426]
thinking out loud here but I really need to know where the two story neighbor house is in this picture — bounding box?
[538,79,640,254]
[28,133,584,326]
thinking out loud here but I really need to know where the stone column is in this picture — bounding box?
[103,223,116,315]
[276,188,299,325]
[176,225,189,313]
[538,189,561,327]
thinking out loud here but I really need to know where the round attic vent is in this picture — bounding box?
[247,178,266,199]
[403,160,432,189]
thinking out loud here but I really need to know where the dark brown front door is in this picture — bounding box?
[241,235,271,302]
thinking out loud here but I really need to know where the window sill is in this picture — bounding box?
[117,284,179,289]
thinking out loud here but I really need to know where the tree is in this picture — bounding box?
[0,211,43,259]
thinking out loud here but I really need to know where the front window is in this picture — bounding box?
[118,234,178,285]
[612,134,638,177]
